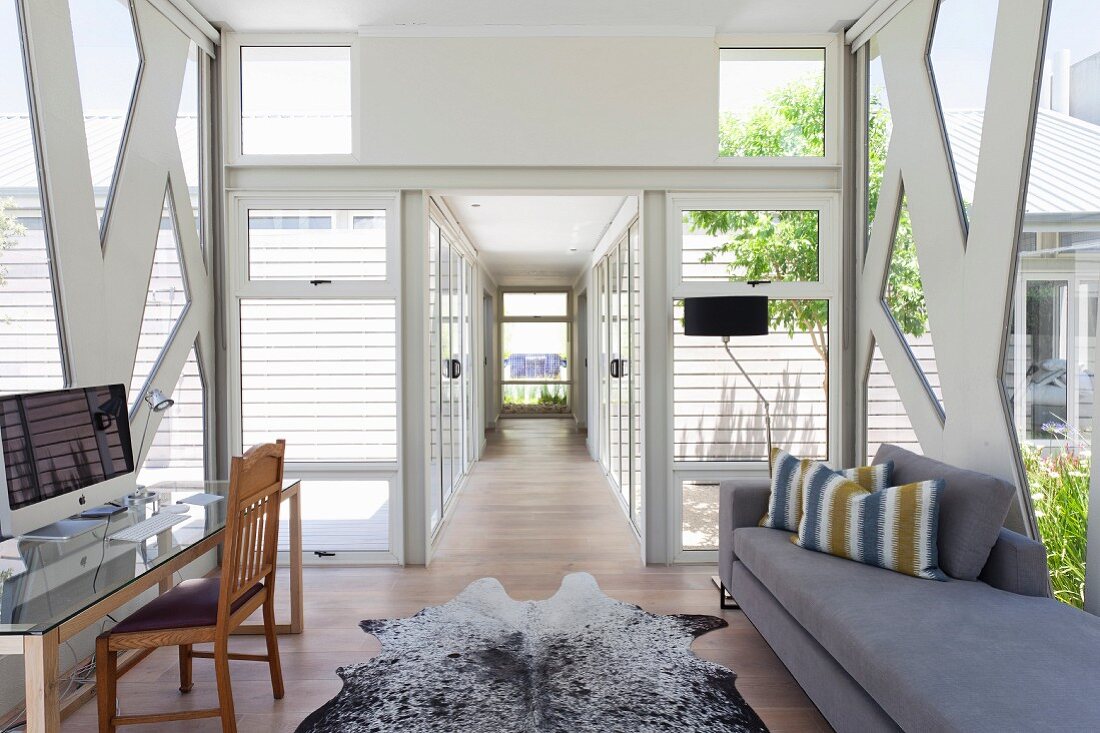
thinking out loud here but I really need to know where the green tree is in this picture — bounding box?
[693,76,926,383]
[0,197,24,290]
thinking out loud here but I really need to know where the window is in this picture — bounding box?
[673,299,829,461]
[718,48,826,158]
[681,209,820,282]
[866,343,921,462]
[0,2,65,396]
[240,299,397,463]
[884,193,943,409]
[130,188,189,409]
[247,209,386,281]
[240,46,353,155]
[928,0,1000,227]
[233,194,399,557]
[998,0,1100,608]
[68,0,142,232]
[502,292,568,318]
[681,480,720,551]
[177,40,203,251]
[867,38,892,240]
[137,345,205,484]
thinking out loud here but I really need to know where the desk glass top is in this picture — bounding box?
[0,480,299,636]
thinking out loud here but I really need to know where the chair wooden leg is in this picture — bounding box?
[95,637,117,733]
[213,638,237,733]
[262,598,285,700]
[179,644,193,693]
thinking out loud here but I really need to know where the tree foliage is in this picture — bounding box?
[0,198,25,289]
[694,76,927,370]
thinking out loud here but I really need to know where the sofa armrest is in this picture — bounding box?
[978,527,1050,598]
[718,479,771,590]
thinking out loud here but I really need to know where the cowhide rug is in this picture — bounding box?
[295,572,768,733]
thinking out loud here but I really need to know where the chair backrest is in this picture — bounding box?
[218,440,286,624]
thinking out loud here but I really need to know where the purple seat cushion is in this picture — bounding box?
[110,577,263,634]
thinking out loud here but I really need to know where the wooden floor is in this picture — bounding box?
[63,418,828,732]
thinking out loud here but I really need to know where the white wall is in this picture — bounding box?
[359,36,717,166]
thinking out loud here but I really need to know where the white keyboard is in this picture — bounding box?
[108,512,189,543]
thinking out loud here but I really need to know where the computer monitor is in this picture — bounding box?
[0,384,136,539]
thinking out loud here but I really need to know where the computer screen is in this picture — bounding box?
[0,385,134,511]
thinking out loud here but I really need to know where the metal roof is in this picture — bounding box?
[945,108,1100,220]
[0,114,198,196]
[1,110,1100,222]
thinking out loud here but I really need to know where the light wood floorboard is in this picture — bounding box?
[62,418,829,732]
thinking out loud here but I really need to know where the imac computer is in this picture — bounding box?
[0,384,136,540]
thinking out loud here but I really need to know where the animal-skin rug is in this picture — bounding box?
[295,572,768,733]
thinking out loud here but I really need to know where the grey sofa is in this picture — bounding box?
[718,444,1100,732]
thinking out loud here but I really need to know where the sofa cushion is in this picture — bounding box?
[762,448,893,532]
[735,526,1100,733]
[796,461,946,580]
[874,444,1014,580]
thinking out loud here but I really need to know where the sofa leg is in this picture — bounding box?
[720,582,740,610]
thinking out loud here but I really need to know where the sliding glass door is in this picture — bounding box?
[595,222,642,529]
[430,216,474,531]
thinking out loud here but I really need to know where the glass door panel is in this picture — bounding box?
[630,223,643,524]
[598,262,610,471]
[618,240,630,504]
[609,249,622,487]
[429,222,442,529]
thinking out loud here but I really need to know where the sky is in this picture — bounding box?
[1,0,197,116]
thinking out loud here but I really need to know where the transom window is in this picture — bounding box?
[718,48,826,158]
[240,45,353,156]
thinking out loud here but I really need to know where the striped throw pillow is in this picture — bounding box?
[795,461,947,581]
[760,448,893,532]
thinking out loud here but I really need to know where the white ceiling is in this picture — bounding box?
[441,195,626,286]
[190,0,875,34]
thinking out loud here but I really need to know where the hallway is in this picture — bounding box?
[62,418,827,732]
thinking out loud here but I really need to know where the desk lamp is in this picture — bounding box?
[127,388,175,509]
[683,295,773,459]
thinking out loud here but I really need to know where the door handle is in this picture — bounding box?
[451,358,462,379]
[610,358,620,379]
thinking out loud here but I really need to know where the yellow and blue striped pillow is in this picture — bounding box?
[760,448,893,532]
[794,461,947,581]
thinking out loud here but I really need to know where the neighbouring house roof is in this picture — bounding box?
[0,114,198,196]
[945,108,1100,221]
[2,110,1100,221]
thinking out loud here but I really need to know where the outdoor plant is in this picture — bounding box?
[1024,423,1090,608]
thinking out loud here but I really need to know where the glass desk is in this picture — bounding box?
[0,479,302,733]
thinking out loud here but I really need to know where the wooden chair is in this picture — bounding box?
[96,441,287,733]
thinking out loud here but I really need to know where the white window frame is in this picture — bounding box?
[667,190,842,562]
[223,33,362,166]
[713,33,843,167]
[225,190,403,565]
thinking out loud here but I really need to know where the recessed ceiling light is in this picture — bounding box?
[569,247,578,252]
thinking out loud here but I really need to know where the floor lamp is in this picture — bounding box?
[683,295,772,461]
[684,295,771,611]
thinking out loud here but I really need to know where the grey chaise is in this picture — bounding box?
[718,444,1100,733]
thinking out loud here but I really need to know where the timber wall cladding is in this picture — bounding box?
[856,0,1048,535]
[20,0,215,470]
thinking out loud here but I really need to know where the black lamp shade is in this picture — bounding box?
[683,296,769,337]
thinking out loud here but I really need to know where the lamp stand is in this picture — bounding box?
[722,336,773,464]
